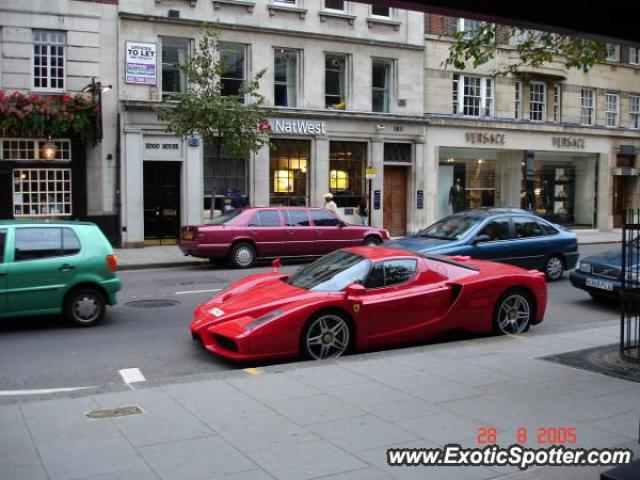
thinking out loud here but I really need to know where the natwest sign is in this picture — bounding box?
[267,118,327,136]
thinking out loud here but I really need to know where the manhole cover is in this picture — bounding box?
[86,405,144,419]
[125,299,180,308]
[541,344,640,383]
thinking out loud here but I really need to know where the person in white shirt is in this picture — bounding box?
[323,193,344,221]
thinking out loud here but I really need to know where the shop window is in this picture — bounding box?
[274,48,299,108]
[161,37,189,98]
[529,81,546,122]
[605,92,619,127]
[269,139,310,206]
[329,141,366,208]
[325,53,347,109]
[2,139,70,162]
[372,58,392,113]
[33,30,65,91]
[630,95,640,129]
[203,144,249,212]
[13,169,72,217]
[580,88,595,125]
[452,74,493,117]
[324,0,344,11]
[553,83,561,123]
[220,43,246,100]
[384,143,411,162]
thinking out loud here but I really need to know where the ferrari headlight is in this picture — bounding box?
[245,309,285,331]
[579,262,591,273]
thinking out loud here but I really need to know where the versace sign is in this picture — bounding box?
[465,132,506,145]
[552,136,585,149]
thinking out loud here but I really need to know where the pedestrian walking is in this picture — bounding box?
[357,195,368,225]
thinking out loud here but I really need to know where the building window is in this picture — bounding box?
[203,144,249,213]
[13,168,72,217]
[371,5,390,17]
[274,48,298,107]
[452,74,493,117]
[384,143,411,162]
[33,30,65,90]
[630,47,640,65]
[515,81,522,120]
[325,53,347,109]
[269,140,310,206]
[324,0,344,10]
[553,83,561,123]
[2,139,70,161]
[220,43,246,99]
[372,58,392,113]
[273,0,296,4]
[529,81,546,122]
[329,141,366,208]
[580,88,595,125]
[161,37,188,98]
[630,95,640,129]
[605,92,619,127]
[606,44,620,62]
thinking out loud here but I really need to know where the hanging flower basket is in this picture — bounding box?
[0,91,98,139]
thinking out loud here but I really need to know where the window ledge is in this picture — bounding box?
[366,16,401,31]
[267,4,307,19]
[156,0,197,7]
[319,10,356,25]
[212,0,255,11]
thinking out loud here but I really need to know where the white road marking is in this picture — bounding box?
[119,368,146,385]
[174,288,222,295]
[0,386,94,396]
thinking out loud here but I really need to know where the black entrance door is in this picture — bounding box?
[143,161,181,245]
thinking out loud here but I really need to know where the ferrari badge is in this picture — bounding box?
[353,303,361,313]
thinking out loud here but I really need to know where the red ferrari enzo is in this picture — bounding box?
[190,246,547,362]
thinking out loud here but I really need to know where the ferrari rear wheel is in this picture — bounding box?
[493,290,533,335]
[303,312,351,360]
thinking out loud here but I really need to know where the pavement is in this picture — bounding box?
[114,229,624,270]
[2,323,638,480]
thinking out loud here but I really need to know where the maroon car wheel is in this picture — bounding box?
[363,236,382,246]
[230,242,256,268]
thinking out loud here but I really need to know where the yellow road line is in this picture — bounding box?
[243,367,261,375]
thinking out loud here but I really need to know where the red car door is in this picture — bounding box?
[310,209,353,255]
[283,209,315,256]
[357,259,453,348]
[246,210,286,257]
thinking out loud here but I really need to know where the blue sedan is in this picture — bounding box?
[386,208,579,280]
[570,250,622,299]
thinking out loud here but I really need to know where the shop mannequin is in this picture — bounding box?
[449,178,465,213]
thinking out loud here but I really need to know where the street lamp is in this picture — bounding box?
[82,77,112,144]
[43,137,57,160]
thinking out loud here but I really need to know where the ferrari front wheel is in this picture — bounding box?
[493,290,533,335]
[302,312,351,360]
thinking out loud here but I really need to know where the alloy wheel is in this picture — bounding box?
[497,294,531,334]
[546,256,563,280]
[305,314,350,360]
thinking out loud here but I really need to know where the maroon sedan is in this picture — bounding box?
[180,207,390,268]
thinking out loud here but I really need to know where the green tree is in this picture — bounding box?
[443,23,606,75]
[156,22,269,218]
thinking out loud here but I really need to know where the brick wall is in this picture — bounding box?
[425,14,457,36]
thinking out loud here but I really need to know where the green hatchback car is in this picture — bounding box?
[0,221,121,326]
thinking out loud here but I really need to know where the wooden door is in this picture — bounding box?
[383,166,407,236]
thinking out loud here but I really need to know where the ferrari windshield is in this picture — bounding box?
[285,250,371,292]
[417,215,483,240]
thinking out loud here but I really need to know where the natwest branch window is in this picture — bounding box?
[203,144,249,212]
[220,43,246,99]
[274,48,298,107]
[453,74,493,117]
[329,141,366,208]
[33,30,65,90]
[270,140,310,206]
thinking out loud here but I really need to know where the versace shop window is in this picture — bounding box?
[269,139,310,206]
[520,155,597,228]
[438,156,496,216]
[203,144,249,212]
[329,141,366,208]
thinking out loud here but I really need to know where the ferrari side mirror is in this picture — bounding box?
[345,283,366,296]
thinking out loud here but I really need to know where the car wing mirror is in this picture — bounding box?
[345,283,366,297]
[338,221,346,227]
[473,234,491,245]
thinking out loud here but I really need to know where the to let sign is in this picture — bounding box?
[125,41,157,85]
